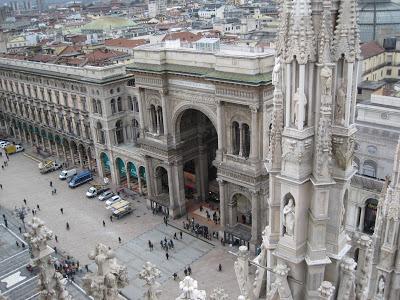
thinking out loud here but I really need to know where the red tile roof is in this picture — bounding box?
[104,38,147,48]
[360,41,385,59]
[162,32,203,43]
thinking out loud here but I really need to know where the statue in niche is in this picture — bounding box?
[377,277,385,296]
[293,88,307,127]
[320,66,332,96]
[283,198,295,237]
[272,56,282,87]
[335,80,346,125]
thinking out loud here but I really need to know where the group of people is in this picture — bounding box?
[173,265,193,281]
[53,256,81,280]
[199,205,220,224]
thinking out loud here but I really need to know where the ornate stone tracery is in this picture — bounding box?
[83,243,128,300]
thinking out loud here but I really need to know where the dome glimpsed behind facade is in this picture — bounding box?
[359,0,400,43]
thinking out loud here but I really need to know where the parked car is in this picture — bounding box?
[98,190,115,201]
[0,141,10,148]
[59,169,77,180]
[105,195,121,207]
[86,184,109,198]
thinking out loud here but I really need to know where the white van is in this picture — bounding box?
[59,168,77,180]
[15,145,24,152]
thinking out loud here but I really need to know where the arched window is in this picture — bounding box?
[242,123,250,158]
[232,122,240,155]
[117,97,123,112]
[363,160,377,178]
[97,100,102,115]
[132,119,139,140]
[116,120,124,144]
[111,99,116,114]
[133,97,139,112]
[92,99,98,113]
[150,105,157,133]
[364,198,378,235]
[128,96,133,111]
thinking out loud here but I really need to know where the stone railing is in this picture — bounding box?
[0,58,126,80]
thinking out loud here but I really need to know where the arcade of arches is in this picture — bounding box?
[3,117,95,171]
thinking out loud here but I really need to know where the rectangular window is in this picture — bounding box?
[386,69,392,76]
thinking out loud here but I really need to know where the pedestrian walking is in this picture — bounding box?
[166,253,169,260]
[23,198,27,205]
[31,209,35,215]
[18,227,22,234]
[2,214,5,220]
[174,232,177,239]
[4,219,8,227]
[218,264,222,272]
[16,241,20,247]
[85,265,89,272]
[148,240,152,251]
[0,183,2,189]
[188,266,192,275]
[60,208,64,214]
[118,237,121,244]
[50,181,53,187]
[36,204,40,210]
[53,188,57,194]
[173,273,177,280]
[180,231,183,239]
[109,215,113,222]
[184,268,188,276]
[102,220,105,227]
[1,165,3,170]
[54,247,57,254]
[55,235,58,242]
[77,261,80,269]
[21,243,25,249]
[66,222,70,230]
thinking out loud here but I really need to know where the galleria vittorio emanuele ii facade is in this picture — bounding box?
[0,0,400,299]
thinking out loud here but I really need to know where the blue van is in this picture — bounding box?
[68,170,93,188]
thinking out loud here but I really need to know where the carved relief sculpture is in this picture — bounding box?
[176,276,206,300]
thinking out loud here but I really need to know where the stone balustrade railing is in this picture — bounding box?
[0,57,126,80]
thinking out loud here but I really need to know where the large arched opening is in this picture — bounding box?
[115,157,127,185]
[364,198,378,234]
[100,152,111,179]
[175,108,219,209]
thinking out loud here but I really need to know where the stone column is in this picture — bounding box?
[345,62,354,127]
[358,206,366,231]
[86,148,92,171]
[355,235,373,300]
[126,163,131,190]
[78,148,83,168]
[337,257,356,300]
[62,144,67,163]
[70,145,75,166]
[216,100,224,160]
[144,158,153,198]
[250,105,259,160]
[251,190,261,245]
[138,88,146,136]
[156,110,161,135]
[161,92,169,137]
[138,173,143,194]
[171,161,186,217]
[217,178,226,229]
[239,123,243,157]
[55,142,60,158]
